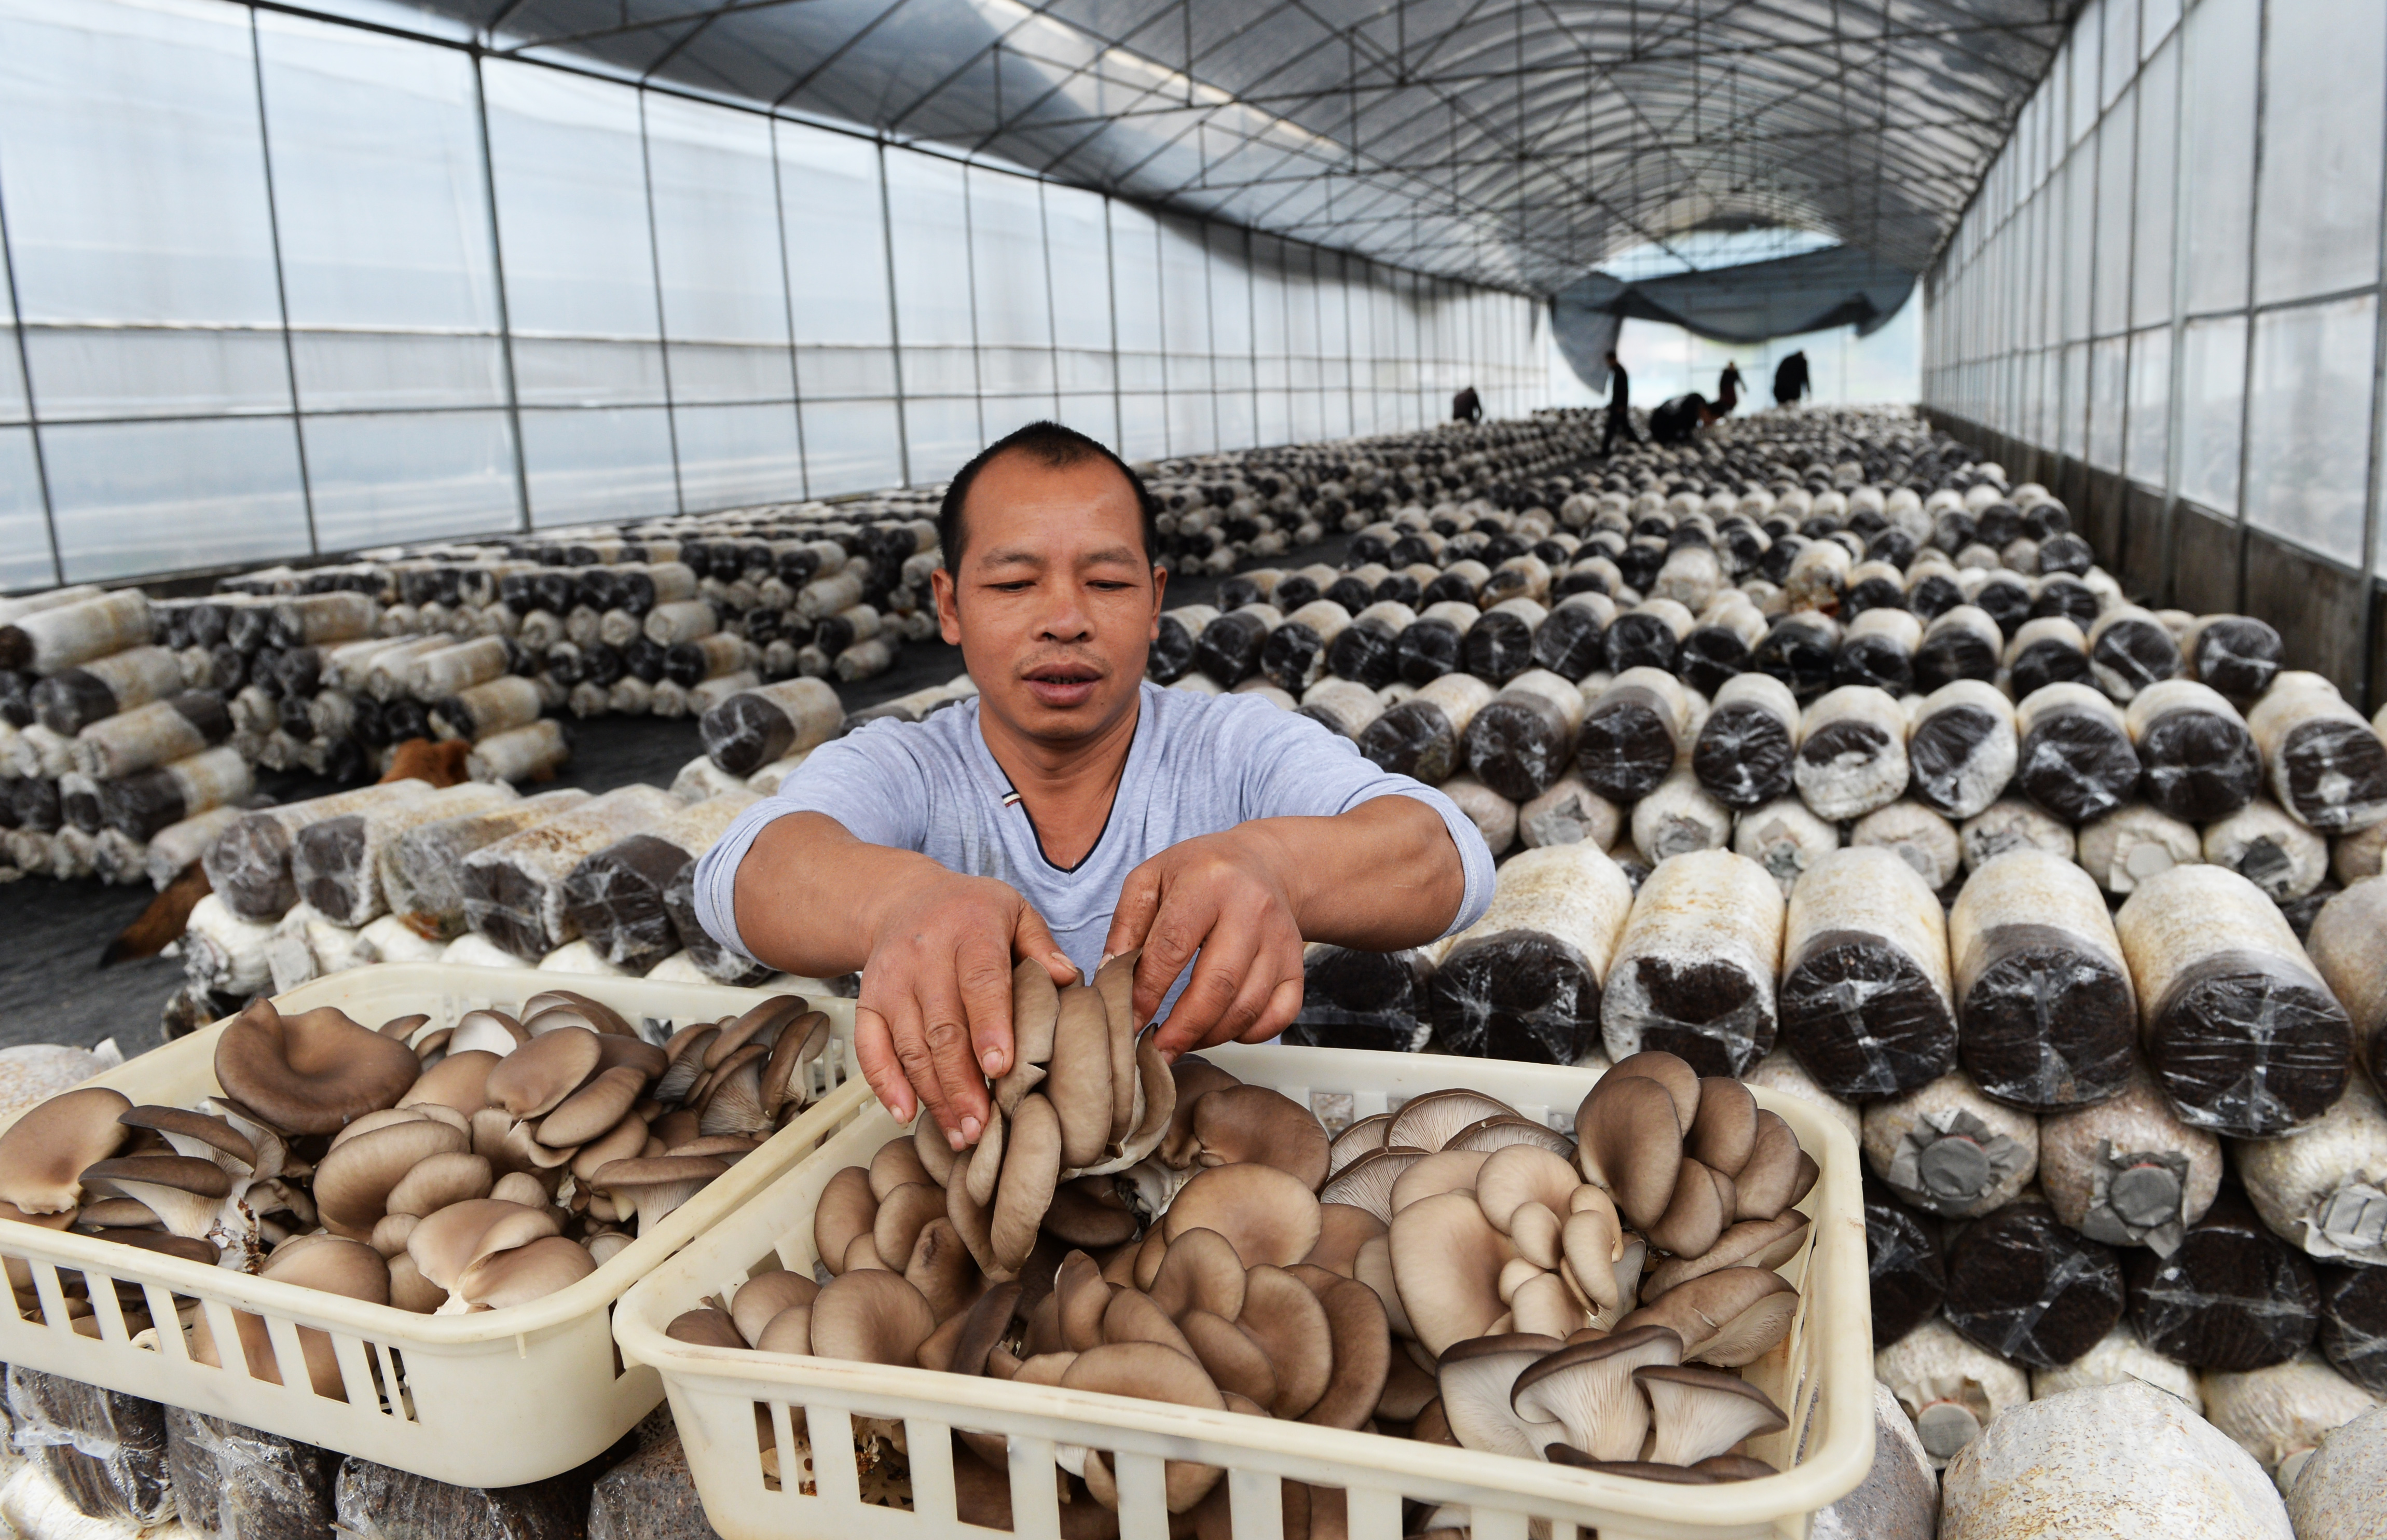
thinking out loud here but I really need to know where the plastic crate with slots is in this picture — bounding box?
[0,963,867,1488]
[612,1043,1874,1540]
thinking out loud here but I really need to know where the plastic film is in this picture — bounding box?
[2128,1194,2322,1371]
[1289,941,1437,1053]
[202,780,431,919]
[0,592,153,676]
[2088,608,2181,703]
[699,678,844,777]
[33,645,183,735]
[332,1453,602,1540]
[1779,847,1958,1099]
[4,1367,173,1525]
[1517,775,1623,850]
[1598,847,1782,1075]
[1460,669,1584,800]
[662,857,771,986]
[1863,1071,2039,1216]
[1851,801,1963,890]
[380,787,592,939]
[1794,685,1910,820]
[1942,1200,2128,1370]
[461,783,680,959]
[562,789,762,971]
[1734,796,1841,897]
[1692,673,1798,809]
[2188,615,2285,702]
[2038,1063,2225,1254]
[1913,607,2001,693]
[1907,681,2016,820]
[292,780,518,927]
[2315,1264,2387,1395]
[1576,668,1690,802]
[2233,1068,2387,1267]
[467,719,571,783]
[1426,842,1635,1063]
[1866,1180,1950,1348]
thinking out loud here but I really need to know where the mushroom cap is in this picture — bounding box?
[314,1116,472,1236]
[814,1164,879,1275]
[522,989,633,1038]
[1046,986,1114,1170]
[1319,1148,1429,1225]
[1689,1078,1759,1176]
[1576,1072,1684,1230]
[1163,1163,1322,1268]
[448,1010,527,1058]
[1054,1249,1114,1352]
[1189,1087,1330,1191]
[1436,1332,1566,1460]
[705,994,807,1067]
[1304,1202,1389,1276]
[0,1087,131,1213]
[569,1112,653,1183]
[989,1092,1063,1278]
[754,1305,812,1355]
[484,1026,603,1119]
[1387,1089,1520,1152]
[902,1217,980,1321]
[1160,1056,1243,1168]
[540,1065,649,1147]
[382,1150,495,1218]
[809,1268,937,1367]
[948,1279,1024,1378]
[264,1231,388,1297]
[457,1233,596,1309]
[1177,1308,1278,1407]
[1643,1212,1811,1299]
[1444,1116,1579,1160]
[1091,950,1141,1145]
[1061,1342,1228,1513]
[119,1106,257,1171]
[1327,1113,1393,1176]
[1635,1364,1788,1465]
[1389,1189,1518,1355]
[1476,1144,1583,1234]
[1009,955,1060,1067]
[1616,1266,1798,1366]
[1100,1287,1198,1360]
[731,1269,821,1346]
[78,1154,230,1239]
[1239,1264,1334,1418]
[1607,1051,1702,1130]
[214,1000,422,1135]
[1303,1276,1393,1429]
[1647,1158,1730,1258]
[1561,1205,1627,1314]
[872,1181,948,1273]
[868,1136,935,1201]
[1389,1148,1492,1213]
[757,1011,830,1116]
[406,1197,563,1289]
[666,1307,744,1349]
[397,1051,501,1116]
[589,1154,727,1232]
[1543,1452,1721,1482]
[1148,1227,1249,1320]
[1512,1324,1686,1461]
[1732,1112,1814,1221]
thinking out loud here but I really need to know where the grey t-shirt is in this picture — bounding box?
[692,682,1497,1018]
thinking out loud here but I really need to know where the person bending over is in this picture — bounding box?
[1601,348,1639,453]
[693,421,1495,1149]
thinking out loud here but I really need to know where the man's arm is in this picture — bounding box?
[1100,793,1467,1057]
[731,812,1075,1147]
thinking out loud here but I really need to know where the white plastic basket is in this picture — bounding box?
[0,962,869,1488]
[613,1045,1873,1540]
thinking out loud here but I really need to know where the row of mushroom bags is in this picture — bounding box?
[0,414,1601,891]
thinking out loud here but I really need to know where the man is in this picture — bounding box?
[693,421,1495,1149]
[1716,362,1743,417]
[1601,348,1638,454]
[1774,350,1811,407]
[1452,385,1483,424]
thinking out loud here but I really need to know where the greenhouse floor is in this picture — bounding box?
[0,539,1332,1053]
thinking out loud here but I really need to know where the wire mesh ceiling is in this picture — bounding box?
[426,0,2082,294]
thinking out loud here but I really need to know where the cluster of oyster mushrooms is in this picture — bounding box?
[665,1044,1821,1506]
[0,988,828,1365]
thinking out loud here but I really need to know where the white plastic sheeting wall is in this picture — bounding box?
[0,0,1546,588]
[1924,0,2387,578]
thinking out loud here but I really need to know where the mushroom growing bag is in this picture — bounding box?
[460,783,680,959]
[1426,841,1634,1063]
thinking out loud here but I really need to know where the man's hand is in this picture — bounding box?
[1101,826,1306,1060]
[851,869,1078,1148]
[1098,796,1468,1058]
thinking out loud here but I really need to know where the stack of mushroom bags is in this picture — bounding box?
[667,942,1825,1519]
[0,986,830,1390]
[0,584,264,888]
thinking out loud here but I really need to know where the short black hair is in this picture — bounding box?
[938,420,1160,576]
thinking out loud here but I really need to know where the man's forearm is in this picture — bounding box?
[1249,794,1467,950]
[729,812,951,976]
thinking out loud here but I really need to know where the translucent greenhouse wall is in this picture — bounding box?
[0,0,1546,589]
[1922,0,2387,702]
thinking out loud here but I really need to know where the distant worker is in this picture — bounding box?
[1649,393,1710,445]
[1716,362,1743,416]
[1452,385,1483,424]
[1601,349,1639,454]
[1773,350,1811,407]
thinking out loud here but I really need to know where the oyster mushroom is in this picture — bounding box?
[213,999,421,1134]
[1636,1365,1788,1465]
[0,1087,131,1213]
[1435,1332,1565,1459]
[1511,1324,1685,1461]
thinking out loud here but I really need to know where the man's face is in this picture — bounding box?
[930,451,1165,745]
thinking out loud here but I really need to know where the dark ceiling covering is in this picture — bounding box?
[413,0,2081,295]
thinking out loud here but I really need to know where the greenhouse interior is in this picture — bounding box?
[0,0,2381,1536]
